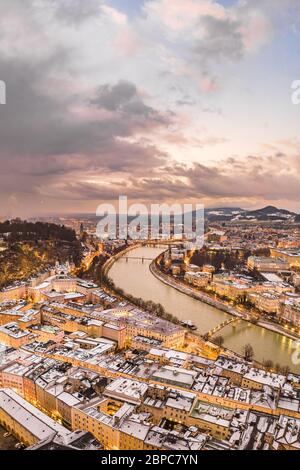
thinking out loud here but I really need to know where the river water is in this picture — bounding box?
[109,246,299,372]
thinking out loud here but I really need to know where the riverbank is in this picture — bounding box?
[102,243,139,277]
[150,257,300,343]
[150,258,241,317]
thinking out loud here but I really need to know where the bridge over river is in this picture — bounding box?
[203,317,240,340]
[125,256,154,263]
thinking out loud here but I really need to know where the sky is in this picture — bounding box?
[0,0,300,217]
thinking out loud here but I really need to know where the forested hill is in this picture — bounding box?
[0,220,76,242]
[0,220,82,288]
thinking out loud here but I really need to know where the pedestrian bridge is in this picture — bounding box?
[203,317,240,339]
[125,256,153,263]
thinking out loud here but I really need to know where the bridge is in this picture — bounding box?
[140,240,182,247]
[125,256,154,263]
[203,317,240,340]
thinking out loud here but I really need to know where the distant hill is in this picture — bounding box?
[240,206,297,221]
[0,219,77,242]
[36,206,299,225]
[204,207,245,222]
[247,205,296,217]
[205,205,298,223]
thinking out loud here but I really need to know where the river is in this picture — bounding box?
[109,246,299,372]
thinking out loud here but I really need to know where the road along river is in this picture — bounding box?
[109,246,299,372]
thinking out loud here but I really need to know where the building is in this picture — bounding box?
[0,322,34,348]
[270,249,300,269]
[273,415,300,450]
[242,368,286,391]
[103,378,148,405]
[151,365,197,389]
[247,291,281,314]
[29,325,65,344]
[189,400,247,441]
[41,304,126,349]
[247,256,289,272]
[214,356,248,385]
[0,283,27,302]
[0,388,71,446]
[184,271,211,288]
[93,307,185,349]
[211,276,251,301]
[72,398,133,450]
[0,387,100,449]
[278,296,300,327]
[27,429,102,450]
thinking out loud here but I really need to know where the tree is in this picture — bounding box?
[243,343,254,362]
[274,364,290,376]
[213,336,224,348]
[280,366,290,376]
[263,359,274,371]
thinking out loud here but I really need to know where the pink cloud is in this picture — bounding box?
[239,10,272,52]
[199,76,218,93]
[114,26,140,57]
[145,0,226,32]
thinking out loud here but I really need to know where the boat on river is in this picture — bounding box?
[180,320,197,330]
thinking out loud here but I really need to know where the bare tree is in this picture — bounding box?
[243,343,254,362]
[263,359,274,371]
[213,336,225,348]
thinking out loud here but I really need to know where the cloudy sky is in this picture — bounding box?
[0,0,300,217]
